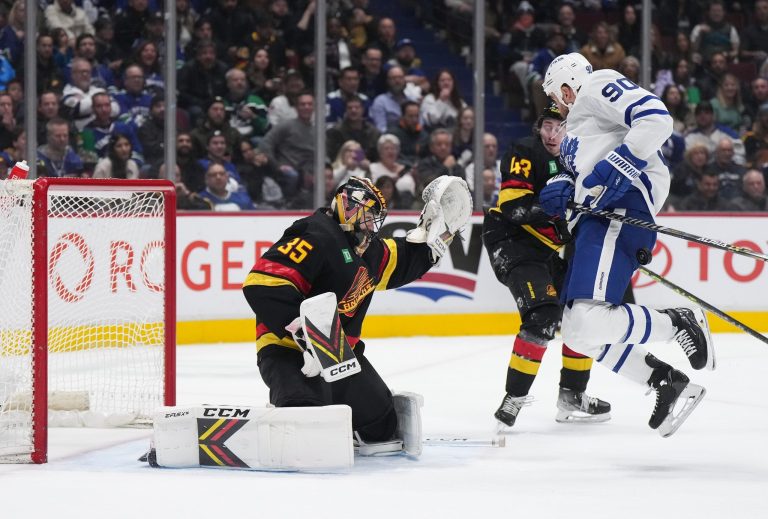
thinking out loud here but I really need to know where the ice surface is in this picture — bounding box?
[1,333,766,518]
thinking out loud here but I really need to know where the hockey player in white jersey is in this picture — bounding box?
[537,53,715,437]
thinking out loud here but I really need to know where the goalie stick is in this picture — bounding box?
[424,436,506,448]
[567,202,768,263]
[639,266,768,347]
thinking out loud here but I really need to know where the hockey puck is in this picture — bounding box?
[636,247,652,265]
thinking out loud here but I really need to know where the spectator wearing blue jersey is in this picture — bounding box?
[0,4,22,66]
[198,162,256,211]
[197,131,244,191]
[52,28,74,71]
[0,53,15,92]
[80,91,143,166]
[326,66,370,126]
[65,34,116,91]
[114,64,152,128]
[37,118,84,177]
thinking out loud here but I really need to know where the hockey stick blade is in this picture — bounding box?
[640,266,768,348]
[568,202,768,263]
[424,436,506,448]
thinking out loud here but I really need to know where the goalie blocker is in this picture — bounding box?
[144,393,423,471]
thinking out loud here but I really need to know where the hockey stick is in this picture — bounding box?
[567,202,768,263]
[424,436,506,448]
[639,266,768,346]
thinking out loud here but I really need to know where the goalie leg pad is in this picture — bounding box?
[149,405,354,471]
[394,391,424,457]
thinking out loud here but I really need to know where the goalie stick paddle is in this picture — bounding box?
[567,202,768,263]
[639,266,768,346]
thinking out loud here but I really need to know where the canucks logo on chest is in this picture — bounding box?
[560,135,580,175]
[338,266,375,317]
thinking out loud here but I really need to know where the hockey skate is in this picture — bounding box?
[353,432,403,456]
[555,388,611,423]
[646,357,706,438]
[494,393,533,431]
[663,307,715,371]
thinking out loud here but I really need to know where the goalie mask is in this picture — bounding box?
[330,177,388,246]
[542,52,592,109]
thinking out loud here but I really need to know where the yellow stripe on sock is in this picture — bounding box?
[510,355,541,375]
[562,356,593,371]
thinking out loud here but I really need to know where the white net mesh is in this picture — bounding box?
[0,180,170,462]
[0,180,34,461]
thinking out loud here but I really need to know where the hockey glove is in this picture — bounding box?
[407,199,454,263]
[539,174,575,219]
[286,317,321,377]
[582,144,647,210]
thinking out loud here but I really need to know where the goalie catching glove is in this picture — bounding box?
[406,176,472,263]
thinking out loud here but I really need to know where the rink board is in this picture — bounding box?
[174,212,768,343]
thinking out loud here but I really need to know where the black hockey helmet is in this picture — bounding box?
[330,176,388,239]
[536,101,564,129]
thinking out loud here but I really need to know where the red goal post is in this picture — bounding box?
[0,178,176,463]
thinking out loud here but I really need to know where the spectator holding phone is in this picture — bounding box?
[331,140,369,190]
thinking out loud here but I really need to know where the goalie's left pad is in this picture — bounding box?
[300,292,361,382]
[146,405,354,471]
[407,176,472,263]
[353,391,424,457]
[394,391,423,457]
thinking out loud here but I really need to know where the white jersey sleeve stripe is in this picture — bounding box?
[623,94,662,126]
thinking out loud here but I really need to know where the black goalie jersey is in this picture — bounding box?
[243,210,433,352]
[484,135,569,250]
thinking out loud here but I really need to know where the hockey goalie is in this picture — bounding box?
[146,176,472,471]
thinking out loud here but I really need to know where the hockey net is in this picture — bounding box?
[0,178,176,463]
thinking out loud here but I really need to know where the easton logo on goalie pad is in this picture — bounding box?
[197,418,250,468]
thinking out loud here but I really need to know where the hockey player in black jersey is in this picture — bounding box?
[483,103,611,428]
[243,176,470,455]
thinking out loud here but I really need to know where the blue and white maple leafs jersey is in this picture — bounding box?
[559,69,673,218]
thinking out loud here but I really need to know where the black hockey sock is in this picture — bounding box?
[559,344,593,393]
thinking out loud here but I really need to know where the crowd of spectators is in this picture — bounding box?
[0,0,766,213]
[475,0,768,212]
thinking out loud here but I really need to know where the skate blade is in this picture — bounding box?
[555,410,612,424]
[495,420,516,434]
[693,308,716,371]
[354,439,404,456]
[657,384,706,438]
